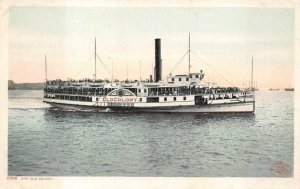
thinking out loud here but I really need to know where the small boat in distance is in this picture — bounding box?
[284,82,294,91]
[269,88,280,91]
[284,88,294,91]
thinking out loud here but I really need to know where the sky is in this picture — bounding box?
[8,7,295,88]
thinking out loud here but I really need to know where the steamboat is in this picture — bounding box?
[284,88,294,91]
[284,82,294,91]
[43,36,255,113]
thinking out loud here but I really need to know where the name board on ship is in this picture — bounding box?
[102,97,138,102]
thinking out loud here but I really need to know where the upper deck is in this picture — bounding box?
[44,77,243,98]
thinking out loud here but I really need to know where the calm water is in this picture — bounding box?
[8,90,294,177]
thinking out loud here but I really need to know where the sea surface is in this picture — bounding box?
[8,90,294,177]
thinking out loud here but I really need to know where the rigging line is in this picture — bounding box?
[96,53,112,76]
[170,50,189,75]
[190,51,235,86]
[73,54,94,79]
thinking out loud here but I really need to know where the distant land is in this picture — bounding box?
[8,80,45,90]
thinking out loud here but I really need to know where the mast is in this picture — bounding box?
[111,58,113,82]
[94,38,97,81]
[188,32,191,76]
[251,56,253,90]
[45,55,47,89]
[139,60,141,81]
[126,61,128,81]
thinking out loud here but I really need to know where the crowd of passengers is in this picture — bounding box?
[46,78,151,86]
[44,85,240,98]
[44,87,115,96]
[148,86,239,96]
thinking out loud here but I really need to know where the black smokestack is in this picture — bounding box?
[154,38,162,82]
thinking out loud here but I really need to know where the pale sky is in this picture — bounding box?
[9,7,294,88]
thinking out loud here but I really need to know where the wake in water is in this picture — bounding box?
[9,99,51,110]
[48,106,113,113]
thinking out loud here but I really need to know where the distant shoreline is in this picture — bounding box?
[8,80,45,90]
[10,88,44,91]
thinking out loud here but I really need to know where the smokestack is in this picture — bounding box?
[150,75,153,82]
[154,38,162,82]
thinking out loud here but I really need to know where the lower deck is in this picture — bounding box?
[43,92,255,113]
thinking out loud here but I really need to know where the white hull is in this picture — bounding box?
[137,102,254,113]
[44,98,254,113]
[43,88,255,113]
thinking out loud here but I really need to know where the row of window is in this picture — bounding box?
[172,78,189,82]
[171,75,200,82]
[143,96,187,103]
[138,89,147,93]
[164,96,187,101]
[54,95,92,102]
